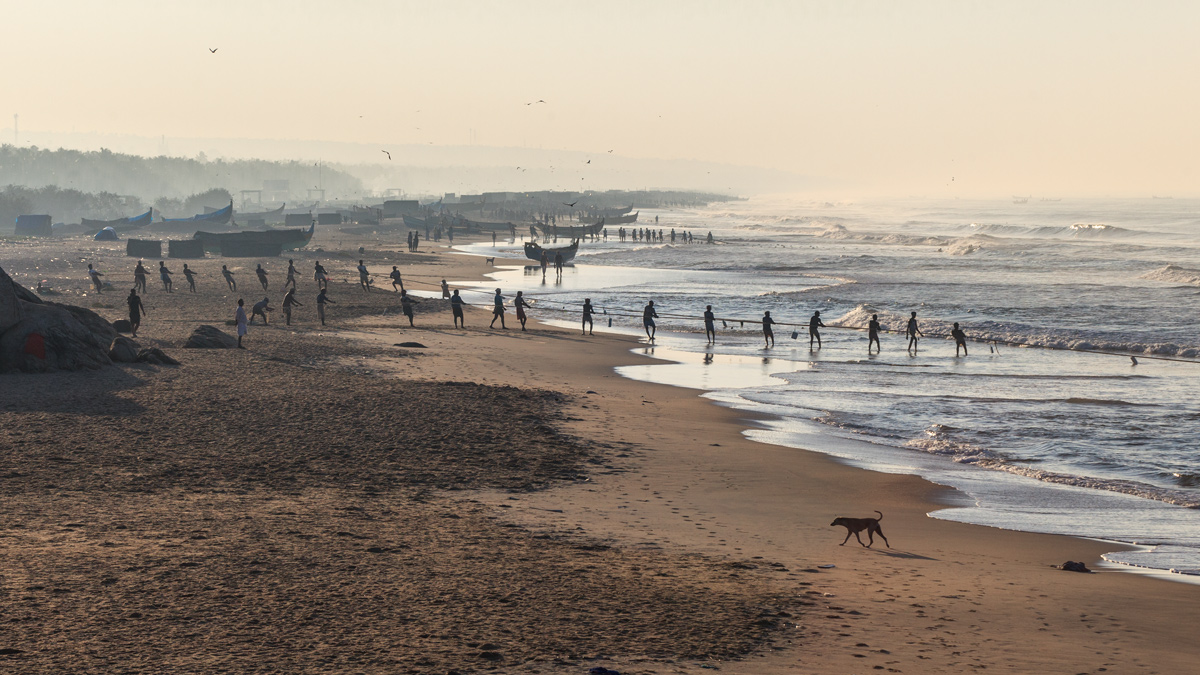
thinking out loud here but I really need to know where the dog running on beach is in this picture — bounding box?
[830,510,890,548]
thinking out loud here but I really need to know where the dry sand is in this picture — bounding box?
[2,228,1199,673]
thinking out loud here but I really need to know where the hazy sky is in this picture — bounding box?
[3,1,1199,196]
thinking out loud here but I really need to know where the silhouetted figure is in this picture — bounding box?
[540,251,549,280]
[554,251,564,279]
[88,264,104,293]
[514,290,530,330]
[906,311,923,351]
[253,263,267,291]
[159,261,173,292]
[284,259,297,290]
[582,298,595,335]
[868,313,881,353]
[704,305,716,344]
[313,261,328,290]
[357,260,370,292]
[127,288,145,337]
[282,288,302,325]
[450,289,466,328]
[643,300,659,340]
[490,288,507,329]
[222,265,236,291]
[809,310,825,349]
[400,289,416,327]
[952,322,968,356]
[762,311,776,348]
[441,279,450,299]
[317,288,334,325]
[183,264,197,292]
[251,297,273,325]
[390,266,404,292]
[133,261,147,293]
[235,299,248,348]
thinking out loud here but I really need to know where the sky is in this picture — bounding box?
[2,0,1199,196]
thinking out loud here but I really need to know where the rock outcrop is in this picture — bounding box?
[184,325,238,349]
[0,266,118,373]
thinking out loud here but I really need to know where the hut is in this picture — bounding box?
[15,215,53,237]
[126,239,163,258]
[168,239,205,259]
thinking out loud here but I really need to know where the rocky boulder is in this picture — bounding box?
[109,336,142,363]
[0,266,118,373]
[137,347,180,366]
[112,319,133,334]
[184,325,238,349]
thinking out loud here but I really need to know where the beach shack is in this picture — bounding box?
[15,215,53,237]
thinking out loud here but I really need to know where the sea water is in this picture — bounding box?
[456,196,1200,578]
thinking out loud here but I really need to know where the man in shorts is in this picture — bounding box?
[489,288,507,329]
[643,300,659,341]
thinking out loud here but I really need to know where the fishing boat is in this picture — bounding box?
[402,214,427,229]
[161,201,234,225]
[524,240,578,263]
[458,217,517,233]
[193,222,315,253]
[234,203,286,225]
[596,205,634,216]
[587,211,637,225]
[82,209,153,234]
[534,219,605,238]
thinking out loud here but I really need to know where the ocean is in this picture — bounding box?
[455,195,1200,579]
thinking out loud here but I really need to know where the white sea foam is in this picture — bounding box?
[1139,264,1200,286]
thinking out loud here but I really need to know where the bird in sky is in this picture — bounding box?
[563,200,578,207]
[381,150,391,160]
[537,99,546,103]
[209,48,218,53]
[607,150,613,153]
[586,160,591,164]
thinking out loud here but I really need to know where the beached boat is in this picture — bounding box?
[534,220,605,238]
[161,201,234,225]
[596,205,634,216]
[82,209,153,233]
[524,241,578,263]
[234,203,286,225]
[193,222,315,253]
[587,211,637,225]
[402,214,427,229]
[459,217,517,233]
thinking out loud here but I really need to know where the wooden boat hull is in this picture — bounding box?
[524,241,578,263]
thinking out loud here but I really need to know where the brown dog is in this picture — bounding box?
[830,510,890,548]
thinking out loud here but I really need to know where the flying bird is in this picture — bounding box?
[586,160,591,164]
[537,99,546,103]
[563,200,578,207]
[607,150,613,153]
[381,150,391,160]
[209,48,218,53]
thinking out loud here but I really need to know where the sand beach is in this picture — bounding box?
[2,227,1199,674]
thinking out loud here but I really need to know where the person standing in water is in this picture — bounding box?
[158,261,173,293]
[554,251,564,279]
[282,287,302,326]
[703,305,716,344]
[762,310,776,348]
[450,289,466,328]
[514,290,530,330]
[182,264,198,293]
[284,259,297,290]
[390,266,404,293]
[235,298,248,348]
[808,310,825,349]
[951,322,969,356]
[489,288,507,329]
[127,288,145,337]
[357,260,370,292]
[868,313,882,353]
[133,260,148,293]
[222,265,237,291]
[643,300,659,341]
[316,287,334,325]
[88,264,104,293]
[399,289,417,327]
[906,311,923,351]
[582,298,595,335]
[540,250,549,280]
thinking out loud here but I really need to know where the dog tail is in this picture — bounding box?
[875,510,883,521]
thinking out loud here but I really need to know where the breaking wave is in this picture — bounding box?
[1139,265,1200,286]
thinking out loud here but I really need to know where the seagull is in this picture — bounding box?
[537,99,546,103]
[209,48,218,53]
[381,150,391,160]
[586,160,591,164]
[563,200,578,207]
[607,149,613,153]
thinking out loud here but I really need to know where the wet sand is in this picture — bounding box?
[2,228,1199,673]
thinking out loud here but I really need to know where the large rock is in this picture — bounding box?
[0,265,128,373]
[109,336,142,363]
[137,348,180,366]
[113,319,133,334]
[184,325,238,349]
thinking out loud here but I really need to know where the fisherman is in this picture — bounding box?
[554,251,564,279]
[390,266,404,292]
[182,264,198,293]
[514,290,530,330]
[582,298,595,335]
[235,298,248,348]
[906,311,923,351]
[707,231,714,244]
[952,322,969,356]
[357,260,370,292]
[316,287,334,326]
[282,287,302,326]
[809,310,825,349]
[400,289,416,327]
[133,260,148,293]
[127,288,145,338]
[868,313,882,353]
[540,250,549,280]
[643,300,659,341]
[704,305,716,344]
[489,288,507,329]
[284,259,297,290]
[159,261,173,293]
[762,311,776,348]
[251,297,273,325]
[87,264,104,293]
[450,289,466,328]
[222,265,237,291]
[313,261,328,290]
[256,263,269,291]
[441,279,451,299]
